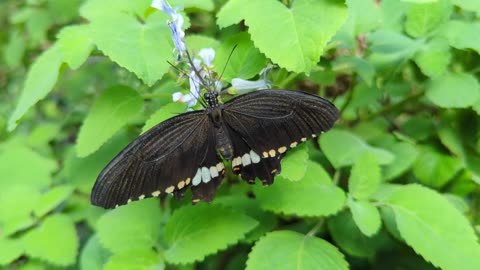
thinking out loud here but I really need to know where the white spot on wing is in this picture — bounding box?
[210,166,219,178]
[278,146,287,154]
[202,167,211,183]
[269,149,276,157]
[250,150,261,163]
[242,153,251,166]
[192,168,202,186]
[301,137,307,142]
[216,162,224,171]
[165,186,175,193]
[290,142,298,148]
[152,191,160,197]
[139,194,145,200]
[232,156,242,167]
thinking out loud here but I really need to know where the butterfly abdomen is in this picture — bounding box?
[215,125,234,160]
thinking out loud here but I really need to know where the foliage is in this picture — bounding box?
[1,0,480,269]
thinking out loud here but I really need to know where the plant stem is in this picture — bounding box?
[306,218,325,237]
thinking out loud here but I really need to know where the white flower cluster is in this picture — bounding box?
[151,0,271,108]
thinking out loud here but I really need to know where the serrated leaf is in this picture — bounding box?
[348,152,381,200]
[320,129,395,168]
[83,0,173,86]
[97,199,163,254]
[104,249,164,270]
[23,214,79,266]
[246,231,349,270]
[280,143,308,181]
[383,142,418,181]
[404,0,451,38]
[142,102,187,133]
[217,0,347,73]
[164,204,258,264]
[413,147,462,188]
[384,184,480,270]
[80,236,111,270]
[33,185,74,217]
[76,85,143,157]
[347,197,382,237]
[214,32,266,81]
[426,72,480,108]
[57,25,94,69]
[8,45,63,131]
[0,238,24,266]
[255,161,345,217]
[0,141,57,191]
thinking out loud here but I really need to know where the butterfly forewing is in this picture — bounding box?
[222,90,339,184]
[91,110,224,209]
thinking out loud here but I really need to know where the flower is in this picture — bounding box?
[198,48,215,67]
[151,0,186,56]
[172,92,197,108]
[231,66,272,92]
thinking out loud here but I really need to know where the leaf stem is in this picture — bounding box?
[277,72,298,89]
[362,90,424,121]
[306,218,325,237]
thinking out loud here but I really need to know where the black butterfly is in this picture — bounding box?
[91,89,339,208]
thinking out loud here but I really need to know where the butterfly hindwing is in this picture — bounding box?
[91,110,224,209]
[222,90,339,183]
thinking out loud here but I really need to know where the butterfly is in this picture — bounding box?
[91,89,339,208]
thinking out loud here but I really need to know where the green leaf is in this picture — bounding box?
[8,45,63,131]
[104,249,164,270]
[214,195,278,243]
[404,0,452,38]
[441,20,480,53]
[0,140,57,191]
[142,102,187,134]
[255,161,345,217]
[33,185,74,217]
[451,0,480,14]
[426,72,480,108]
[217,0,347,73]
[172,0,214,11]
[280,143,308,181]
[23,214,79,266]
[246,231,349,270]
[348,152,381,200]
[383,142,419,181]
[79,236,111,270]
[347,197,382,237]
[83,0,173,86]
[384,184,480,270]
[0,238,24,266]
[164,204,258,264]
[414,38,451,78]
[185,35,220,53]
[333,56,376,86]
[76,85,143,157]
[97,199,163,254]
[214,32,266,81]
[413,147,462,188]
[328,210,387,257]
[368,30,421,55]
[3,30,26,68]
[320,129,395,168]
[57,25,94,69]
[62,133,130,193]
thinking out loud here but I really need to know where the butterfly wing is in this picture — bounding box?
[91,110,225,209]
[222,90,339,184]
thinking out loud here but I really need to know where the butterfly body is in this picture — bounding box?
[91,90,339,209]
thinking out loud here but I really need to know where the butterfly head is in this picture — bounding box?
[204,91,220,108]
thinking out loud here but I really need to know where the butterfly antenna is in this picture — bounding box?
[218,44,238,83]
